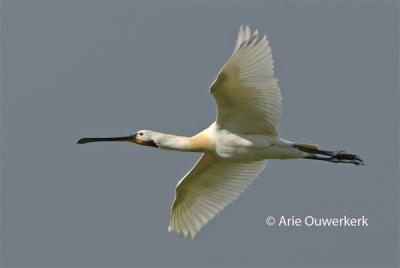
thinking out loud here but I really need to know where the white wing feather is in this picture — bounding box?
[210,25,282,136]
[169,154,267,239]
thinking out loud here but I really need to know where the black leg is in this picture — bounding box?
[293,144,337,156]
[294,144,364,166]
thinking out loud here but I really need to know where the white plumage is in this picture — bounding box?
[170,154,267,239]
[211,25,281,136]
[167,26,283,238]
[78,25,364,239]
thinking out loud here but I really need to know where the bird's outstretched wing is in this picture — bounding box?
[169,154,267,239]
[210,25,281,136]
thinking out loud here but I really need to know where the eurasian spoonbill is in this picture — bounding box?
[78,26,363,239]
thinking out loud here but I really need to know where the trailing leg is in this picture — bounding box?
[293,144,364,166]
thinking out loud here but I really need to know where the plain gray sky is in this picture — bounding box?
[1,1,398,267]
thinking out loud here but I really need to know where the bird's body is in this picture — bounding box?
[151,123,304,161]
[78,26,363,239]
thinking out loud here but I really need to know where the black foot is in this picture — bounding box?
[330,151,364,166]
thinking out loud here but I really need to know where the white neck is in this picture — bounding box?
[153,133,192,151]
[152,131,213,153]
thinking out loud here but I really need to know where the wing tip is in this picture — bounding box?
[234,25,266,52]
[169,202,201,240]
[168,224,198,240]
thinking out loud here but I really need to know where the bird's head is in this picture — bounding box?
[132,130,159,147]
[77,130,159,148]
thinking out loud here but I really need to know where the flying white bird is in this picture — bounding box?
[78,26,363,239]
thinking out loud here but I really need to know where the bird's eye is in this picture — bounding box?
[138,132,143,136]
